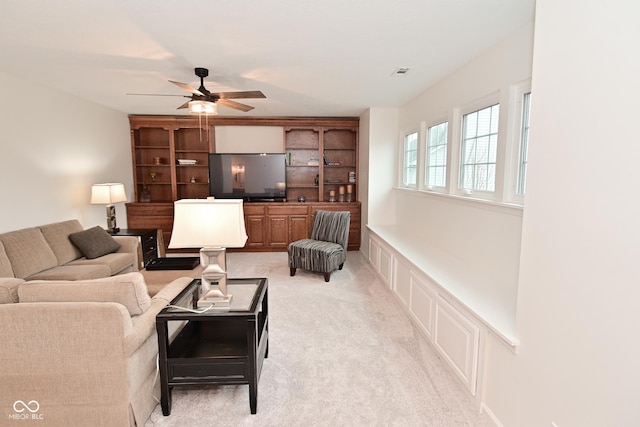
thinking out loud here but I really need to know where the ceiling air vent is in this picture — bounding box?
[391,67,410,77]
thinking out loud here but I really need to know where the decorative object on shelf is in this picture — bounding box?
[168,198,248,308]
[307,158,319,166]
[287,152,292,165]
[150,172,158,182]
[314,175,319,186]
[140,184,151,203]
[329,190,336,202]
[90,183,127,233]
[349,171,356,183]
[298,196,306,202]
[177,159,197,165]
[338,186,345,202]
[153,157,162,165]
[346,184,353,202]
[190,176,197,183]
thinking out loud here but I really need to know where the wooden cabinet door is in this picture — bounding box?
[245,215,267,248]
[268,216,289,247]
[289,215,310,242]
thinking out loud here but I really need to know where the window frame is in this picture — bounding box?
[424,119,450,192]
[505,80,532,204]
[400,130,419,188]
[394,86,531,208]
[457,98,501,198]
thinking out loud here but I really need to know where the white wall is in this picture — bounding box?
[483,1,640,426]
[364,107,399,227]
[0,71,132,233]
[382,24,533,335]
[360,107,399,257]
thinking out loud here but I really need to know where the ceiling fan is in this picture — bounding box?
[130,67,266,112]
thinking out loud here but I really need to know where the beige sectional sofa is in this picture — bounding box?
[0,219,139,304]
[0,220,191,426]
[0,272,192,426]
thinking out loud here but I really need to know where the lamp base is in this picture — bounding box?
[198,291,233,308]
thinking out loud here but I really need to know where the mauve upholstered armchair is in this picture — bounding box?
[288,210,350,282]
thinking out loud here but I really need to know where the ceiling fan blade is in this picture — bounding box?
[169,80,204,96]
[215,91,266,100]
[126,93,187,97]
[176,101,190,109]
[217,99,254,112]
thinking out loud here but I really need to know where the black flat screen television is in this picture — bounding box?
[208,153,287,202]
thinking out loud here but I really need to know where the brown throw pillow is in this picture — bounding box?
[69,226,121,259]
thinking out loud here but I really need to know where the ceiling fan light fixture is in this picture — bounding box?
[189,100,218,115]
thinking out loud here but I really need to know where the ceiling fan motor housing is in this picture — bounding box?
[194,67,210,94]
[194,67,209,78]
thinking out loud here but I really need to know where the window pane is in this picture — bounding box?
[403,132,418,186]
[425,122,448,188]
[461,104,499,192]
[517,93,531,195]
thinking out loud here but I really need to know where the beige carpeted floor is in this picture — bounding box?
[144,251,493,427]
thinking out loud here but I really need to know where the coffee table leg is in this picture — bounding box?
[248,317,258,414]
[157,320,172,416]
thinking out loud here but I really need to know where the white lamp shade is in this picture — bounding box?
[90,183,127,204]
[168,198,248,249]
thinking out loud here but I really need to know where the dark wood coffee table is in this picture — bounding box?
[156,278,269,415]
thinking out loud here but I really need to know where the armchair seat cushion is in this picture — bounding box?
[288,239,345,273]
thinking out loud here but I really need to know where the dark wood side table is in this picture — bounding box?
[108,228,160,268]
[156,278,269,415]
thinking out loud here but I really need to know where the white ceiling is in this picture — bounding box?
[0,0,535,117]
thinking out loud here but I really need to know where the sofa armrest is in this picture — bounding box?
[113,235,140,271]
[0,278,23,304]
[124,276,193,356]
[0,302,135,423]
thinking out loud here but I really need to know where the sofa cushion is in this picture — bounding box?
[0,241,14,278]
[0,278,23,304]
[67,252,134,276]
[0,227,58,279]
[25,264,112,281]
[18,272,152,315]
[39,220,84,265]
[69,226,121,259]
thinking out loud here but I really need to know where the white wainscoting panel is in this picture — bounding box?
[394,257,411,305]
[409,272,435,339]
[369,237,380,266]
[434,296,480,395]
[378,244,393,289]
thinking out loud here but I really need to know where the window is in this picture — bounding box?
[517,92,531,195]
[402,132,418,187]
[460,104,499,192]
[425,122,448,188]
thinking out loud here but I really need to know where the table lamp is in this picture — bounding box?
[90,183,127,233]
[168,198,247,306]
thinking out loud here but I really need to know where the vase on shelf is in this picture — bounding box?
[140,184,151,203]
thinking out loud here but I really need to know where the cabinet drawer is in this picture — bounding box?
[267,205,308,215]
[169,361,247,381]
[243,205,266,215]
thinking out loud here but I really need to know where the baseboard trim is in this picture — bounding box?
[480,402,504,427]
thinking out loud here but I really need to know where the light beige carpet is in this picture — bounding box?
[145,251,492,427]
